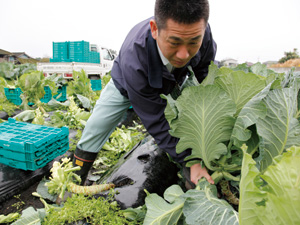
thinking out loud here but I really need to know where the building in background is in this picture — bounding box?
[0,49,38,64]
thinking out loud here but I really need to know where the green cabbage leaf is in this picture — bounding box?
[239,145,300,225]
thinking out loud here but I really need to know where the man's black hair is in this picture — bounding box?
[154,0,209,30]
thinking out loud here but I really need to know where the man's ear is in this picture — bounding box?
[150,19,158,40]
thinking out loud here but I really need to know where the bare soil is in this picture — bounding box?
[0,181,43,215]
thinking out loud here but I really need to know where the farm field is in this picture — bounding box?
[0,61,300,224]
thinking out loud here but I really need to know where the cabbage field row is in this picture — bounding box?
[0,61,300,224]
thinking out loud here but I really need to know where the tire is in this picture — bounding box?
[89,75,100,80]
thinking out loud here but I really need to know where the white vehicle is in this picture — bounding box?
[37,46,115,79]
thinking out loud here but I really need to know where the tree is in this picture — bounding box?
[279,48,299,63]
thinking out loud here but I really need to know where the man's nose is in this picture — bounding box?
[176,46,189,60]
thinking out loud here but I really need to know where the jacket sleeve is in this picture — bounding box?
[113,51,190,163]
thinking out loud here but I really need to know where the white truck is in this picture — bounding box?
[37,46,115,80]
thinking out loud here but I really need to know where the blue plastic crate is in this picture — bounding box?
[0,118,69,155]
[0,137,69,162]
[40,86,52,103]
[0,142,69,171]
[53,41,69,60]
[4,88,22,106]
[0,119,69,171]
[5,86,53,105]
[89,52,100,63]
[90,79,102,91]
[54,85,67,102]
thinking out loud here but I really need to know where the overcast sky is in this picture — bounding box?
[0,0,299,63]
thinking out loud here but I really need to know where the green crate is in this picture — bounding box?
[0,138,68,162]
[90,79,102,91]
[0,119,69,171]
[4,88,22,105]
[0,142,69,171]
[54,85,67,102]
[5,86,53,105]
[40,86,52,103]
[53,41,69,59]
[0,118,69,153]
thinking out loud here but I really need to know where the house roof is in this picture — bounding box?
[0,49,13,55]
[0,48,38,63]
[13,52,26,56]
[17,57,39,64]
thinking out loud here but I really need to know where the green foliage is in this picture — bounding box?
[69,129,82,152]
[278,48,299,63]
[45,158,81,200]
[143,181,238,225]
[13,110,35,122]
[123,205,147,224]
[10,206,46,225]
[144,185,185,225]
[45,96,91,129]
[161,62,300,224]
[11,195,25,212]
[93,122,145,171]
[67,70,98,108]
[101,73,112,89]
[0,62,36,80]
[0,77,19,115]
[162,62,299,182]
[16,71,56,112]
[43,194,134,225]
[102,122,145,152]
[239,145,300,225]
[0,213,20,224]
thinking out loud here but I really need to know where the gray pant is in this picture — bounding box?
[77,79,131,152]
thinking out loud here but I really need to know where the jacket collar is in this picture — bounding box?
[147,30,164,88]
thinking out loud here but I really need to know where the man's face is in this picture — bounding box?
[150,18,206,68]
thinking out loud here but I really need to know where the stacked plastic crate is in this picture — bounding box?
[89,51,100,64]
[90,79,102,91]
[69,41,90,63]
[0,118,69,171]
[50,41,100,64]
[50,41,70,62]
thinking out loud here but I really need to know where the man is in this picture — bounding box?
[73,0,216,188]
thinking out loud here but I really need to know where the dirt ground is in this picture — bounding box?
[0,151,74,217]
[0,181,43,216]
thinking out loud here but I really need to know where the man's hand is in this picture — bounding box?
[190,163,214,185]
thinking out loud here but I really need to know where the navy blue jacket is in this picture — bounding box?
[111,17,217,163]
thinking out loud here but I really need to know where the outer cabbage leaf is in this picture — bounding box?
[239,145,300,225]
[215,70,266,115]
[250,62,276,77]
[144,183,239,225]
[161,94,178,125]
[257,86,300,171]
[202,62,220,86]
[168,85,236,170]
[143,185,185,225]
[183,187,239,225]
[231,83,272,148]
[11,206,45,225]
[161,66,200,125]
[76,94,91,110]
